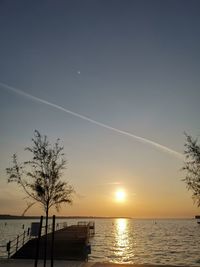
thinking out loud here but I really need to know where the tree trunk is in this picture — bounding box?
[44,208,48,267]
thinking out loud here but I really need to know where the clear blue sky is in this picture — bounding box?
[0,0,200,217]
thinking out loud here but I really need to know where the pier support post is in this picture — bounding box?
[6,241,11,259]
[22,230,25,245]
[16,235,19,253]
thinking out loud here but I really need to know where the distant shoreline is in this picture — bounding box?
[0,214,132,220]
[0,214,195,220]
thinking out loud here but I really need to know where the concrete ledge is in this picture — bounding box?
[0,260,188,267]
[0,259,86,267]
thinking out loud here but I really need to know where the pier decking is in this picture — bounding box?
[11,224,92,261]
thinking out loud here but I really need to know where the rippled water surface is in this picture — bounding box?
[0,218,200,266]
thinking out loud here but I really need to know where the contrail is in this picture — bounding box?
[0,82,184,160]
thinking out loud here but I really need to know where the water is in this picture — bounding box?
[0,218,200,266]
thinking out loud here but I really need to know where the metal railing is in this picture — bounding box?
[78,221,95,236]
[40,221,66,236]
[1,219,94,262]
[2,219,67,259]
[6,229,32,258]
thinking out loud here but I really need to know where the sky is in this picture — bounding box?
[0,0,200,218]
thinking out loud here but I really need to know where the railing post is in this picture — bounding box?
[16,235,19,253]
[22,230,26,246]
[51,215,55,267]
[34,216,43,267]
[27,227,30,236]
[6,241,11,259]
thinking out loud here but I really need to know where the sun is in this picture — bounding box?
[115,189,126,202]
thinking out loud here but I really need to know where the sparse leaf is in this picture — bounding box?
[182,133,200,208]
[6,130,74,217]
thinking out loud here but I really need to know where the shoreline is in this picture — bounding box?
[0,215,133,220]
[0,215,195,220]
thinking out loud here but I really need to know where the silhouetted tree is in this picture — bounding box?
[183,133,200,207]
[6,130,74,263]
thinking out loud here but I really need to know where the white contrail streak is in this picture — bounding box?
[0,82,184,160]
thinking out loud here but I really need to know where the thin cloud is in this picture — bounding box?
[104,182,123,185]
[0,82,184,160]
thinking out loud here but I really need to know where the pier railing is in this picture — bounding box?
[6,229,31,258]
[78,221,95,236]
[2,220,67,259]
[1,219,94,260]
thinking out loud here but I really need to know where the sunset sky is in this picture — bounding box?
[0,0,200,218]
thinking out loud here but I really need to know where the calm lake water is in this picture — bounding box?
[0,218,199,266]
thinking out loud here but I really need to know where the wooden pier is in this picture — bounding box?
[11,223,94,261]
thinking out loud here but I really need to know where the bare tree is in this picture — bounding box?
[6,130,74,261]
[182,133,200,207]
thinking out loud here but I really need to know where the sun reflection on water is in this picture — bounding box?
[114,218,130,261]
